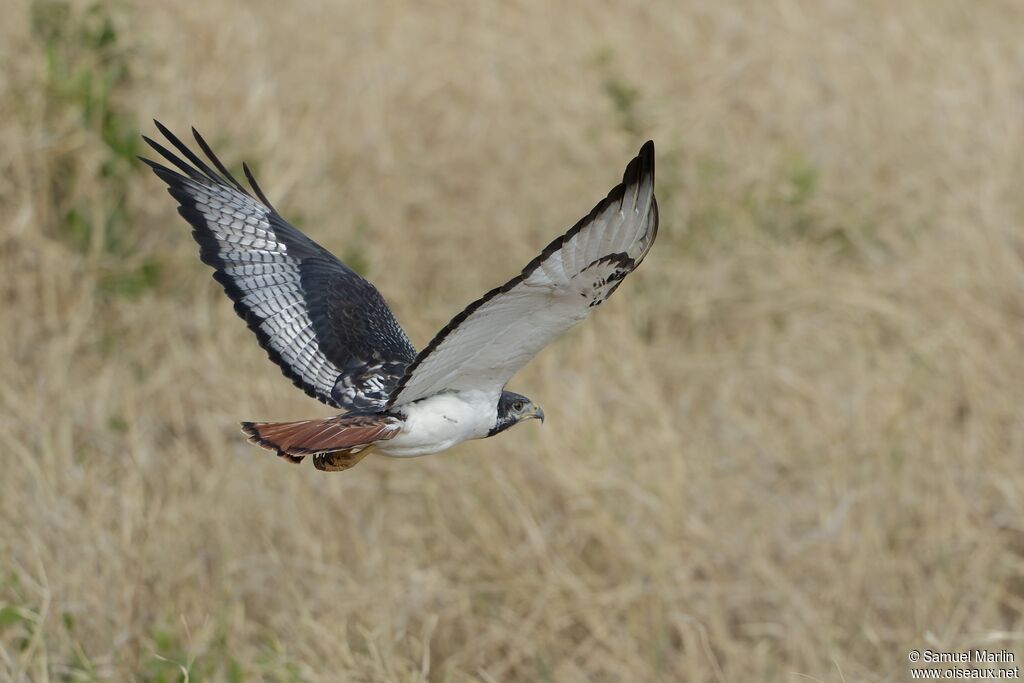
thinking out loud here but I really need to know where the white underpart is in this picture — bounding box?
[377,389,499,457]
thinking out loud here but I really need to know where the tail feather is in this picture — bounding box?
[241,415,401,471]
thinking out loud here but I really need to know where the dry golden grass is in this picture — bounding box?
[3,0,1024,680]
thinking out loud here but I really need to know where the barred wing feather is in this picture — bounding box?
[141,122,416,411]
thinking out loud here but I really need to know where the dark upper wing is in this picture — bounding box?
[140,121,416,411]
[387,141,658,408]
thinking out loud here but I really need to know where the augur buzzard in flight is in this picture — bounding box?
[141,122,658,472]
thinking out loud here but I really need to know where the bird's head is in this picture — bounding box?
[488,390,544,437]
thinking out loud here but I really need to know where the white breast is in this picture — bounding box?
[377,390,498,457]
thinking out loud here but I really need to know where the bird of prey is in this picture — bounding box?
[141,122,658,472]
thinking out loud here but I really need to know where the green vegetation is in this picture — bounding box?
[592,47,644,136]
[32,0,142,259]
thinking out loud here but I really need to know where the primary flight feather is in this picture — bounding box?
[142,123,658,472]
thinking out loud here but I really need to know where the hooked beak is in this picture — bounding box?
[530,405,545,424]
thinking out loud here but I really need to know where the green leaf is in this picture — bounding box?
[0,605,26,629]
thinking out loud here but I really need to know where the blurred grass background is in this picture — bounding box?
[2,0,1024,680]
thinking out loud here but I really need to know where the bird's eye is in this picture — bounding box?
[512,400,525,412]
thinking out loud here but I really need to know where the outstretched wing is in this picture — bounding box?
[387,141,658,408]
[141,121,416,411]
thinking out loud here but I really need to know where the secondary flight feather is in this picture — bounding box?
[141,123,658,472]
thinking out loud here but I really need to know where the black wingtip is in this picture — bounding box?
[243,162,277,212]
[153,120,232,186]
[638,140,655,179]
[144,120,276,211]
[141,134,204,180]
[191,126,249,195]
[619,139,655,192]
[152,118,175,142]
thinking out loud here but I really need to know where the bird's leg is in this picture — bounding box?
[313,446,375,472]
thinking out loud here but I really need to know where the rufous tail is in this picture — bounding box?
[241,415,401,472]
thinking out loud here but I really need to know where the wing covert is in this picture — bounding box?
[141,122,416,411]
[387,141,658,408]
